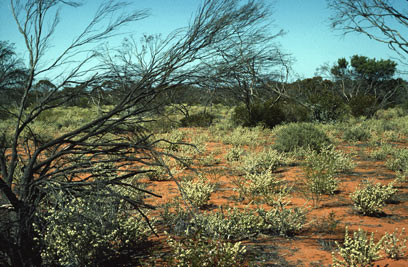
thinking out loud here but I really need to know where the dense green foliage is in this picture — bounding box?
[273,123,332,152]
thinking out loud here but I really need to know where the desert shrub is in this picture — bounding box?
[273,122,332,152]
[350,180,397,215]
[221,126,261,146]
[233,168,289,204]
[386,148,408,171]
[374,107,405,120]
[180,178,215,208]
[157,129,186,151]
[166,231,246,267]
[382,130,404,142]
[258,198,308,237]
[201,208,264,241]
[382,228,407,260]
[161,204,263,241]
[343,125,371,142]
[36,189,153,266]
[145,165,171,181]
[302,166,338,206]
[225,145,245,162]
[348,94,378,117]
[240,148,288,174]
[304,145,355,174]
[369,143,396,160]
[180,112,215,127]
[332,227,384,267]
[231,101,285,128]
[199,152,220,166]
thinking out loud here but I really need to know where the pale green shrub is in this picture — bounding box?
[225,145,245,162]
[157,129,186,151]
[369,143,396,160]
[180,178,215,208]
[36,190,153,266]
[305,145,355,173]
[383,130,404,142]
[161,204,263,241]
[301,145,355,205]
[386,148,408,171]
[382,228,407,260]
[240,148,288,174]
[166,231,246,267]
[199,152,221,166]
[146,165,171,181]
[258,198,308,237]
[273,122,332,152]
[343,125,371,142]
[332,227,384,267]
[221,126,261,146]
[302,166,338,206]
[201,207,264,240]
[350,180,397,215]
[233,168,289,204]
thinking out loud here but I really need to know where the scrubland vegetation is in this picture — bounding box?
[2,0,408,266]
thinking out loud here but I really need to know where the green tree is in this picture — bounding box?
[330,55,400,114]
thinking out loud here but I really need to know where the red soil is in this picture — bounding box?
[143,129,408,266]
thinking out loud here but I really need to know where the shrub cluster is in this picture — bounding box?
[231,101,285,128]
[166,231,246,267]
[273,123,332,152]
[332,227,384,267]
[180,178,215,208]
[343,125,371,142]
[180,112,216,127]
[258,199,308,236]
[350,180,397,215]
[36,190,152,266]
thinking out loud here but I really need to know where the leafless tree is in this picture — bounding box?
[0,0,276,265]
[195,1,291,112]
[327,0,408,61]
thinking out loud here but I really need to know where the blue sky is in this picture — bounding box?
[0,0,402,79]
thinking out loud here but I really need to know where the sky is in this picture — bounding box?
[0,0,404,80]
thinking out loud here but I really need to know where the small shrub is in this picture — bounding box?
[386,148,408,171]
[201,207,264,241]
[221,126,261,146]
[332,227,384,267]
[233,168,289,204]
[180,178,215,208]
[374,107,405,120]
[199,152,220,166]
[273,122,332,152]
[305,145,355,173]
[382,228,407,260]
[145,165,171,181]
[343,126,371,142]
[166,231,246,267]
[180,112,216,127]
[240,148,288,174]
[225,145,245,162]
[314,211,341,234]
[350,180,397,216]
[258,198,308,237]
[369,143,395,160]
